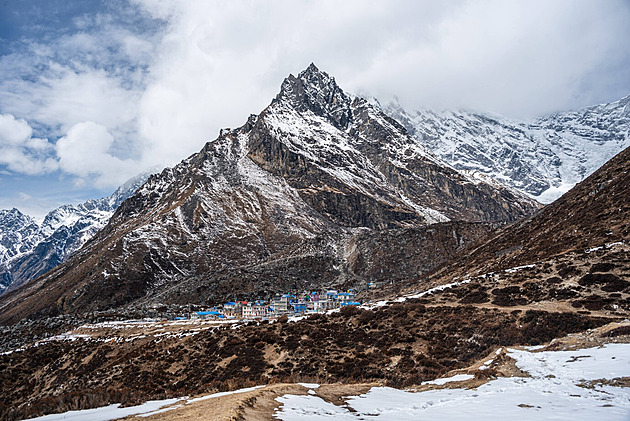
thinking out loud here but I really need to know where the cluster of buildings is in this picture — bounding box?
[190,290,360,320]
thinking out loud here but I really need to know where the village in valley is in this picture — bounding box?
[188,290,361,321]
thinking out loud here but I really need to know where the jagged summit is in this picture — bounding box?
[0,209,41,264]
[275,63,353,129]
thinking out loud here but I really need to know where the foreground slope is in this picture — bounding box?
[0,300,614,420]
[0,65,536,323]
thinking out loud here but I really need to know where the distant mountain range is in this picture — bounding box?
[379,94,630,203]
[0,171,151,295]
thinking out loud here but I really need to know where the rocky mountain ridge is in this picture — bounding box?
[380,94,630,203]
[0,64,538,322]
[250,64,539,227]
[0,171,151,294]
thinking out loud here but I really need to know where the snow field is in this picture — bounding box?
[26,399,181,421]
[274,343,630,420]
[26,386,266,420]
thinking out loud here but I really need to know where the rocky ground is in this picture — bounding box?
[16,319,627,421]
[126,320,630,421]
[0,289,621,420]
[1,237,627,420]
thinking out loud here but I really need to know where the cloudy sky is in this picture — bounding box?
[1,0,629,218]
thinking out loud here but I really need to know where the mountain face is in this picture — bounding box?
[251,64,538,227]
[0,209,42,268]
[384,145,630,318]
[381,95,630,203]
[0,172,151,295]
[0,64,539,322]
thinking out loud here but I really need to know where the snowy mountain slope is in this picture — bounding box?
[0,65,539,321]
[0,209,42,266]
[0,171,152,294]
[380,95,630,203]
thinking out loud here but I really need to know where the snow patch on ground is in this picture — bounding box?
[27,386,267,420]
[365,279,472,309]
[298,383,320,389]
[585,241,624,253]
[186,386,264,404]
[274,343,630,420]
[26,399,181,421]
[504,264,536,273]
[421,373,475,386]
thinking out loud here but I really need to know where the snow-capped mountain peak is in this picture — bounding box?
[275,63,353,130]
[0,208,42,265]
[0,170,154,294]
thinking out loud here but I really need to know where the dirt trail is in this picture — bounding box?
[124,383,375,421]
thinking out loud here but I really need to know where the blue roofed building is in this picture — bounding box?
[191,310,224,319]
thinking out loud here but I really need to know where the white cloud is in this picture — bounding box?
[132,0,630,170]
[33,67,140,134]
[56,121,138,187]
[0,113,32,145]
[120,34,155,63]
[0,113,140,188]
[344,0,630,117]
[17,192,32,201]
[0,114,57,175]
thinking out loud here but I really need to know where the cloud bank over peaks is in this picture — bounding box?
[0,1,164,189]
[0,114,142,189]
